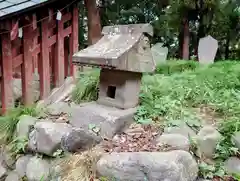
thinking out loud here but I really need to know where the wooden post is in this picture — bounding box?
[22,19,34,105]
[64,37,69,77]
[1,32,13,113]
[54,18,64,87]
[70,6,79,78]
[32,14,38,73]
[39,17,50,99]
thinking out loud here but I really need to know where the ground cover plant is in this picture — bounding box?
[71,60,240,180]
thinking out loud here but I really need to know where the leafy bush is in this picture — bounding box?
[155,60,200,75]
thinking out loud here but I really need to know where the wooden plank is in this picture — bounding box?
[62,13,72,23]
[13,54,23,68]
[0,54,22,77]
[10,20,19,41]
[71,6,79,77]
[12,47,19,57]
[33,36,38,72]
[32,14,37,30]
[32,13,38,72]
[32,44,40,55]
[12,38,22,48]
[64,37,69,77]
[22,22,34,105]
[54,19,64,87]
[39,17,50,99]
[63,26,72,38]
[48,35,56,47]
[1,32,14,113]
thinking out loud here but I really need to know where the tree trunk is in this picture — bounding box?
[182,17,190,60]
[225,31,230,60]
[84,0,102,45]
[196,0,204,61]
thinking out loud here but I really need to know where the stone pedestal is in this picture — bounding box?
[69,102,137,139]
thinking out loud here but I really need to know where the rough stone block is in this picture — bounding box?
[28,122,73,156]
[97,150,198,181]
[69,102,136,139]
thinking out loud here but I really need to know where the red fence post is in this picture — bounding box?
[39,16,50,99]
[70,6,79,78]
[54,18,64,87]
[22,19,34,105]
[1,32,14,113]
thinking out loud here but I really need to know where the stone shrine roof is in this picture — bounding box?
[72,24,156,73]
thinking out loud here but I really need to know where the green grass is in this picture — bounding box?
[71,60,240,179]
[0,106,38,144]
[72,61,240,123]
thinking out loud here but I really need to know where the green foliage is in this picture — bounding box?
[71,69,100,104]
[96,0,240,59]
[0,106,38,144]
[7,137,28,158]
[155,60,200,75]
[72,61,240,125]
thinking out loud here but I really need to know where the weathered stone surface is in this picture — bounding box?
[26,157,50,181]
[196,126,221,158]
[151,43,168,64]
[73,24,155,73]
[156,133,190,151]
[164,124,196,138]
[5,171,20,181]
[1,150,15,169]
[28,122,73,155]
[13,77,40,102]
[0,162,7,179]
[231,131,240,150]
[198,35,218,64]
[69,102,136,139]
[61,128,101,152]
[97,69,142,109]
[224,157,240,174]
[47,102,71,116]
[16,115,37,138]
[15,155,32,177]
[97,150,198,181]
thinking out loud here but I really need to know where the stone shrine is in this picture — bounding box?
[73,24,155,109]
[72,24,156,138]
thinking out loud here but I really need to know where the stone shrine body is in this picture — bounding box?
[72,24,156,138]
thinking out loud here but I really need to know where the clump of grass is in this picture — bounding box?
[60,147,104,181]
[155,60,200,75]
[71,69,100,104]
[0,106,38,144]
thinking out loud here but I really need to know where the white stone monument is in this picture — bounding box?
[198,35,218,64]
[151,43,168,64]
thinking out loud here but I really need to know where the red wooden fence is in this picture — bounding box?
[0,5,79,113]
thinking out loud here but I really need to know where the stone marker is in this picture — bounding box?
[97,150,198,181]
[198,35,218,64]
[151,43,168,64]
